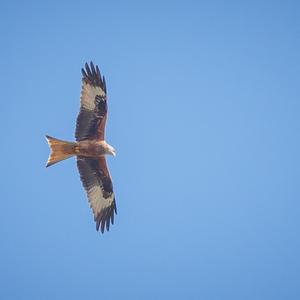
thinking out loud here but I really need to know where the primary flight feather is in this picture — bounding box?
[46,62,117,233]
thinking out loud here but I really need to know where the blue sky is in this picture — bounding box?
[1,0,300,299]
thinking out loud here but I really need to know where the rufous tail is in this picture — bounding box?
[45,135,77,167]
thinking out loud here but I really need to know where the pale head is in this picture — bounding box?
[104,142,116,157]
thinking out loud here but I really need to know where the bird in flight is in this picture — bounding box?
[46,62,117,233]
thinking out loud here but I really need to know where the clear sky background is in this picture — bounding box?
[1,1,299,299]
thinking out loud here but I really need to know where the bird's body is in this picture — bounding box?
[46,62,117,233]
[46,138,114,163]
[76,140,115,157]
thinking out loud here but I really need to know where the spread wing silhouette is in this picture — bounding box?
[77,156,116,233]
[75,62,108,141]
[76,62,116,232]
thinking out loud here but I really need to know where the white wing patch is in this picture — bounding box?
[88,185,114,218]
[80,81,106,111]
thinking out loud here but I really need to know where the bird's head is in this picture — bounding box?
[105,143,116,157]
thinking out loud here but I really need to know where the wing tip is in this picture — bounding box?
[94,201,116,234]
[81,61,106,91]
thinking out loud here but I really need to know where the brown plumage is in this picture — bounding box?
[46,62,117,233]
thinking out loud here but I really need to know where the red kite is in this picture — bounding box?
[46,62,116,233]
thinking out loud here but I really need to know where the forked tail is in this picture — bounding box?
[45,135,76,167]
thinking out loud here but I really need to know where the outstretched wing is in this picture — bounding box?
[77,156,117,233]
[75,62,108,142]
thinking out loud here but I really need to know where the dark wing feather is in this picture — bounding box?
[75,62,108,141]
[77,156,116,233]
